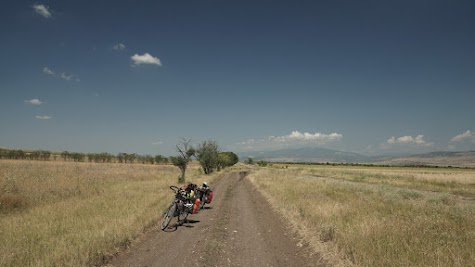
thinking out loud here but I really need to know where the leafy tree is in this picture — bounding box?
[13,150,26,159]
[143,155,154,164]
[70,152,85,162]
[217,151,239,170]
[127,153,137,164]
[39,150,51,160]
[87,153,96,162]
[257,160,268,167]
[118,153,133,163]
[30,150,40,160]
[117,153,127,163]
[100,153,114,163]
[196,140,219,175]
[61,151,70,161]
[171,138,195,183]
[155,155,168,164]
[109,153,114,162]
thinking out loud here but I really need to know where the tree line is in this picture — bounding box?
[0,149,51,160]
[0,148,170,165]
[0,139,240,179]
[1,138,240,183]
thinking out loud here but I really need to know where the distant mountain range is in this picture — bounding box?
[240,147,370,163]
[374,151,475,168]
[238,148,475,167]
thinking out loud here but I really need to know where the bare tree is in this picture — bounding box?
[170,138,195,183]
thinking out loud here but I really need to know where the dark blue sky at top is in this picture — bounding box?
[1,0,474,156]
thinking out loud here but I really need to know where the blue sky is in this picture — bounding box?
[1,0,474,156]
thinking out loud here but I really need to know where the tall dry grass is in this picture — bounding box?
[0,160,220,267]
[248,165,475,267]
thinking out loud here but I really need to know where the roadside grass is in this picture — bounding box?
[0,160,220,267]
[248,165,475,267]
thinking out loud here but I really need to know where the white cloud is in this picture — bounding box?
[60,73,73,81]
[131,53,162,66]
[240,139,256,145]
[270,131,343,143]
[35,115,51,120]
[451,130,474,142]
[387,134,432,146]
[232,131,343,151]
[33,4,52,19]
[43,67,55,75]
[113,43,126,51]
[152,141,163,145]
[25,99,43,105]
[233,131,343,152]
[60,72,79,81]
[43,67,79,81]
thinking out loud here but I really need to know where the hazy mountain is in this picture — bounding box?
[374,151,475,167]
[239,148,475,167]
[239,147,370,163]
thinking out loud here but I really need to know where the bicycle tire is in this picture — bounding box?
[161,203,176,230]
[200,195,207,209]
[178,208,189,225]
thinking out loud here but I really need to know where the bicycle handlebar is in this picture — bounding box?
[169,185,180,193]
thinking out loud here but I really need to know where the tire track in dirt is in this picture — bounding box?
[105,171,325,267]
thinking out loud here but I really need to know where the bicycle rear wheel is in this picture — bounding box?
[161,203,176,230]
[200,195,207,209]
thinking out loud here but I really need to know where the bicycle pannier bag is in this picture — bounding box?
[206,191,213,204]
[193,198,200,214]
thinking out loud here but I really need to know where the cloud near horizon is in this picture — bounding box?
[270,131,343,143]
[236,131,343,152]
[25,99,43,105]
[387,134,432,146]
[451,130,474,142]
[35,115,51,120]
[32,4,52,19]
[131,53,162,66]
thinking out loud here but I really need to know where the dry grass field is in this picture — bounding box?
[3,159,475,267]
[0,160,222,267]
[248,164,475,267]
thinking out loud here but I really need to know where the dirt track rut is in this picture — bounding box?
[105,171,325,267]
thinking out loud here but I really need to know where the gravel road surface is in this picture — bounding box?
[105,171,325,267]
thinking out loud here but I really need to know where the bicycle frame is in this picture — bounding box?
[161,186,194,230]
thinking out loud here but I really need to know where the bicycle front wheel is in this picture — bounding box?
[161,203,176,230]
[178,208,189,225]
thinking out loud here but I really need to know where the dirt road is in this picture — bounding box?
[105,171,325,267]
